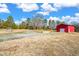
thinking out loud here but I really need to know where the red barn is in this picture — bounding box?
[56,24,75,32]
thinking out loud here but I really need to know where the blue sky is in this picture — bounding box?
[0,3,79,24]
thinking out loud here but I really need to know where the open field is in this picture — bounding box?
[0,29,79,56]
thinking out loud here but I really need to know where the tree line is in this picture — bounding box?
[0,14,50,30]
[0,16,17,29]
[0,14,62,30]
[0,14,79,32]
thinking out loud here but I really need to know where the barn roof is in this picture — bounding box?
[57,24,74,26]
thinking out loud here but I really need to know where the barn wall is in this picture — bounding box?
[68,26,75,32]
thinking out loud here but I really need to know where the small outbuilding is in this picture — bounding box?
[56,24,75,32]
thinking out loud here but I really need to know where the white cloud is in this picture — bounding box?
[37,0,79,15]
[48,16,60,21]
[37,11,49,15]
[61,15,79,24]
[47,0,79,13]
[21,18,27,21]
[61,16,72,24]
[41,3,57,12]
[0,3,10,13]
[16,3,39,12]
[75,13,79,17]
[47,14,79,25]
[53,0,79,8]
[37,3,57,15]
[15,20,20,24]
[62,16,71,21]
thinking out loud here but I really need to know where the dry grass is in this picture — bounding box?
[0,31,79,56]
[0,29,27,34]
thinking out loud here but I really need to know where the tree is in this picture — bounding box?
[42,19,48,30]
[49,20,56,29]
[27,18,31,23]
[43,19,47,23]
[12,23,18,29]
[0,19,4,28]
[19,21,26,29]
[60,21,65,24]
[6,16,14,28]
[19,18,32,29]
[26,18,31,29]
[56,20,61,25]
[32,14,44,29]
[75,24,79,32]
[3,16,18,29]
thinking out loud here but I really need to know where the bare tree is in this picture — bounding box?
[32,14,44,29]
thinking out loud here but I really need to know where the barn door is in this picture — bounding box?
[60,28,64,32]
